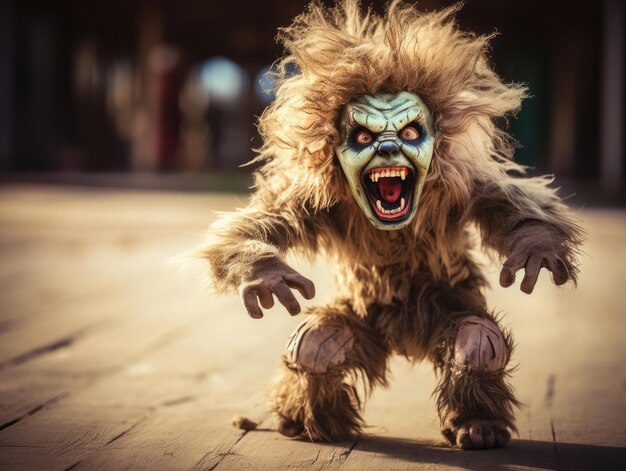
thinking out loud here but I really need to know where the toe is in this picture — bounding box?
[456,426,472,450]
[277,415,303,438]
[469,423,484,449]
[495,427,511,447]
[483,425,496,448]
[442,428,456,445]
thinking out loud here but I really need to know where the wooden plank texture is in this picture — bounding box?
[0,184,624,470]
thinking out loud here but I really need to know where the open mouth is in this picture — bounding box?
[362,166,415,221]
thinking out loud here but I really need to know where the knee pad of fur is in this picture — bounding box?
[271,364,363,441]
[272,302,390,441]
[288,302,390,392]
[434,314,520,433]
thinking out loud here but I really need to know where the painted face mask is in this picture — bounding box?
[335,91,435,230]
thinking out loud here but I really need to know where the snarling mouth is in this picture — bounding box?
[362,166,415,221]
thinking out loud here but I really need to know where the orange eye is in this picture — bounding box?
[400,126,420,141]
[355,130,374,145]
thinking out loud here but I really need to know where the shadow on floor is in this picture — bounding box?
[320,435,626,470]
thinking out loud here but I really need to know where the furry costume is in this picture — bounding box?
[199,0,583,449]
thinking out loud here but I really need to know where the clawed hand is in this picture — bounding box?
[239,259,316,318]
[499,222,571,294]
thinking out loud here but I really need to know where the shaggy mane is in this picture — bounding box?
[203,0,582,303]
[256,0,522,212]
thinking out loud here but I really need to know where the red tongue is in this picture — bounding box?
[378,178,402,203]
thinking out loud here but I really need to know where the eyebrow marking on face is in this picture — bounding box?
[351,108,387,133]
[352,104,385,120]
[389,108,424,134]
[384,97,419,116]
[342,91,432,140]
[360,94,395,110]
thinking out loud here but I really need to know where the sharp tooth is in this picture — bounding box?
[370,173,375,182]
[374,173,379,182]
[376,200,383,212]
[401,197,405,210]
[400,170,406,181]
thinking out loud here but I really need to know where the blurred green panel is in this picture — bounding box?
[507,43,550,169]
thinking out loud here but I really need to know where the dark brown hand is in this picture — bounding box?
[239,259,315,318]
[499,221,571,294]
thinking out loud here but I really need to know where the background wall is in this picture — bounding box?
[0,0,623,199]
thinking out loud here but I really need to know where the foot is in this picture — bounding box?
[277,414,304,438]
[442,419,511,450]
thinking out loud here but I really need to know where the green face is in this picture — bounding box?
[335,91,435,230]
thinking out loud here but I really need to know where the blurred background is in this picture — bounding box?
[0,2,625,468]
[0,0,624,201]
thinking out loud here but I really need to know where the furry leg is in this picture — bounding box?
[272,301,389,442]
[434,313,520,449]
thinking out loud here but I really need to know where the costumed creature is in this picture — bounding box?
[199,0,583,450]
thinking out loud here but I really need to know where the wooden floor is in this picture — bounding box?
[0,184,624,471]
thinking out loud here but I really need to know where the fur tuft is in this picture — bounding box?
[272,365,363,441]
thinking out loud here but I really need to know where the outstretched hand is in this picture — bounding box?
[239,259,316,318]
[499,221,571,294]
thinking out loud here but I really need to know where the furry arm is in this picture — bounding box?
[471,175,583,294]
[199,195,317,318]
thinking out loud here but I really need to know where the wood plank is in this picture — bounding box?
[0,187,624,470]
[73,404,264,471]
[0,303,283,470]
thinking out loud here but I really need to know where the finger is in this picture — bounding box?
[520,255,543,294]
[456,426,471,450]
[272,282,301,315]
[256,287,274,310]
[547,257,569,285]
[469,423,484,449]
[241,286,263,319]
[500,255,526,288]
[483,425,496,448]
[284,274,316,300]
[499,266,516,287]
